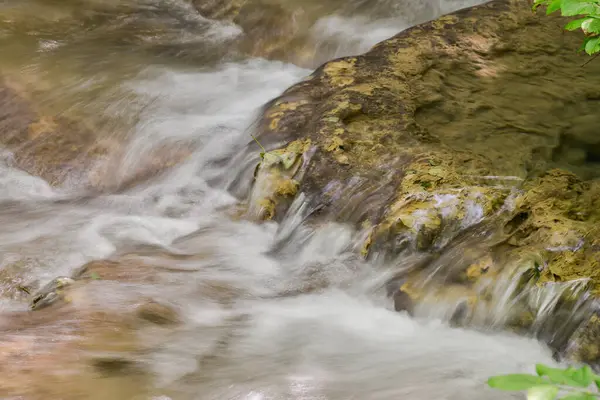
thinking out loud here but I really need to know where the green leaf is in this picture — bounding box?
[584,36,600,54]
[262,152,282,167]
[90,272,100,280]
[526,385,559,400]
[537,364,577,385]
[582,17,600,34]
[547,0,563,14]
[536,364,594,388]
[279,152,297,170]
[565,17,590,30]
[560,392,597,400]
[536,364,588,387]
[488,374,549,391]
[567,365,594,387]
[560,0,598,16]
[593,374,600,390]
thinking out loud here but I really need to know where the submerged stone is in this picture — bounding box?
[29,277,75,311]
[0,79,192,191]
[135,300,181,326]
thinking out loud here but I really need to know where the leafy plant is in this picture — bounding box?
[532,0,600,55]
[488,363,600,399]
[251,134,268,160]
[251,134,282,164]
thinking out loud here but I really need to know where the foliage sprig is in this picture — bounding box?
[533,0,600,55]
[488,363,600,400]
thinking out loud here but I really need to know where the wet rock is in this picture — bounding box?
[193,0,476,68]
[29,276,75,311]
[0,79,192,191]
[0,305,156,399]
[192,0,322,67]
[449,301,469,328]
[0,82,113,187]
[87,139,195,193]
[393,288,414,316]
[72,259,160,284]
[223,2,600,362]
[91,354,140,375]
[136,299,181,326]
[566,312,600,367]
[500,170,600,293]
[0,258,40,302]
[235,0,600,252]
[247,139,312,220]
[199,0,600,368]
[0,252,203,398]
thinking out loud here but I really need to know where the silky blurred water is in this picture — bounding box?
[0,0,561,398]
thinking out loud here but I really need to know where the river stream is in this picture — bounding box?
[0,0,562,399]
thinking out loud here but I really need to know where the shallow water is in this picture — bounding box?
[0,0,563,398]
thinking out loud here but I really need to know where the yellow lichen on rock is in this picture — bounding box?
[323,58,357,87]
[267,99,310,130]
[324,136,344,153]
[275,178,299,197]
[465,255,494,281]
[246,139,311,221]
[367,181,511,253]
[498,170,600,293]
[400,279,479,310]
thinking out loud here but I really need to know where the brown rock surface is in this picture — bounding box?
[237,0,600,259]
[0,79,192,191]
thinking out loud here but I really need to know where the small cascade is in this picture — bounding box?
[240,163,600,367]
[373,211,599,364]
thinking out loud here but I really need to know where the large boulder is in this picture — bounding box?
[236,0,600,258]
[228,0,600,362]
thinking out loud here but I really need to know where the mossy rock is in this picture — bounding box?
[237,0,600,251]
[567,312,600,367]
[246,139,312,220]
[499,170,600,293]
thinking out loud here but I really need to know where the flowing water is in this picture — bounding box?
[0,0,571,399]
